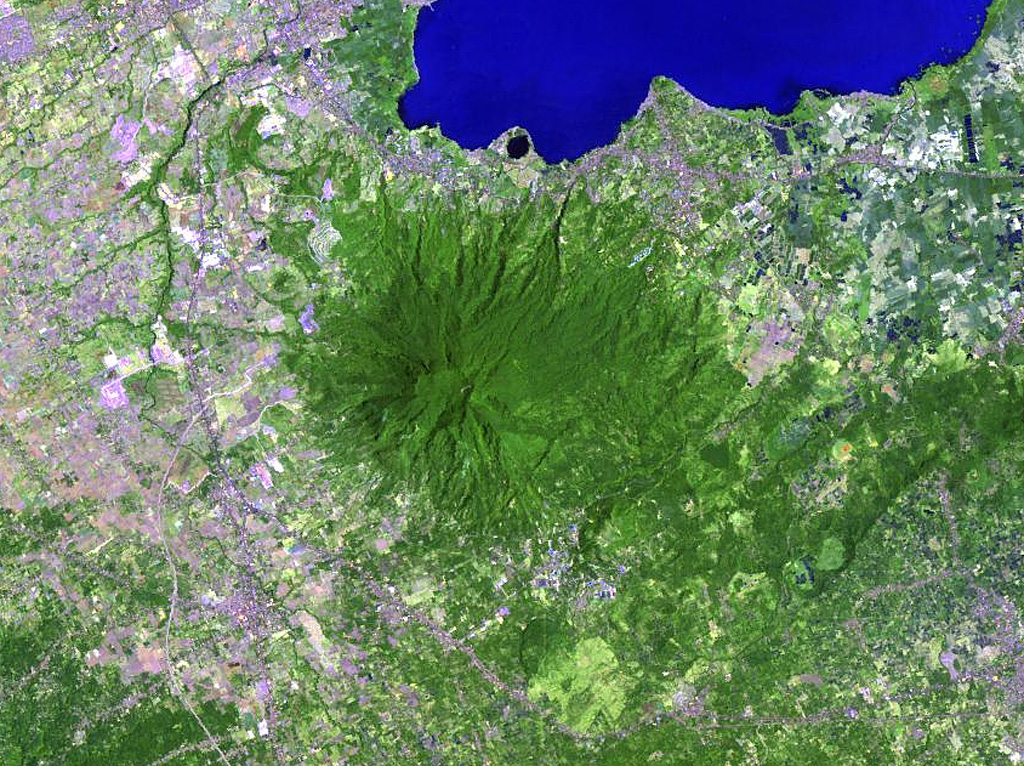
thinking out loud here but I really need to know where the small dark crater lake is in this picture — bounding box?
[506,133,531,159]
[399,0,991,163]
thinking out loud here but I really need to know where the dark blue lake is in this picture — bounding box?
[399,0,991,163]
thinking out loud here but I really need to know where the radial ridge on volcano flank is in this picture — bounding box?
[286,191,740,538]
